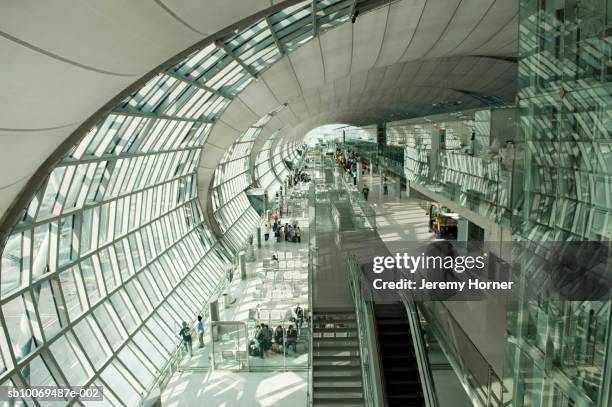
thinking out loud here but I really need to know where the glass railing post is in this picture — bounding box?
[487,366,492,407]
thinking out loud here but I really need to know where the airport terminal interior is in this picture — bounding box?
[0,0,611,406]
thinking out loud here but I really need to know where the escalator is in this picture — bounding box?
[375,303,425,406]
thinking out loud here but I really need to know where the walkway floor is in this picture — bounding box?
[162,371,307,407]
[161,184,312,405]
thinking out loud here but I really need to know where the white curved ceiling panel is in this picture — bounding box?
[375,0,426,67]
[425,0,497,58]
[197,166,215,188]
[274,107,299,127]
[261,57,302,103]
[379,63,404,89]
[288,40,325,90]
[0,125,79,188]
[238,79,280,117]
[332,75,351,101]
[215,97,259,130]
[160,0,271,35]
[455,58,496,89]
[0,180,28,221]
[363,67,386,94]
[289,96,311,121]
[397,61,425,84]
[0,38,133,129]
[446,56,481,78]
[456,0,518,55]
[0,1,200,73]
[350,6,389,72]
[303,91,322,115]
[473,14,519,56]
[496,40,518,56]
[205,119,242,150]
[347,70,369,99]
[317,86,334,106]
[400,0,462,61]
[319,23,353,82]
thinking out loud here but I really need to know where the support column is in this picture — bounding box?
[256,227,261,248]
[239,251,247,280]
[457,217,469,251]
[395,177,401,199]
[379,166,384,198]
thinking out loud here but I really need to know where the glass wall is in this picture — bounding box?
[0,1,359,405]
[211,107,290,253]
[255,134,283,198]
[507,0,612,406]
[392,110,516,225]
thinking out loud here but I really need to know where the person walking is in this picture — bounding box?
[196,315,205,348]
[362,185,369,201]
[296,226,301,243]
[255,325,266,359]
[383,180,388,196]
[285,325,298,354]
[179,321,193,358]
[293,304,304,331]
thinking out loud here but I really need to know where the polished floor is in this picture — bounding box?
[161,185,311,404]
[161,370,307,406]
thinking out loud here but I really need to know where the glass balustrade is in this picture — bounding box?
[347,254,381,407]
[417,301,506,407]
[210,322,249,371]
[246,319,310,370]
[433,151,512,226]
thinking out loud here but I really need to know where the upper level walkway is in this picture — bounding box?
[161,182,312,406]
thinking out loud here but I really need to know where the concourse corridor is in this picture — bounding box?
[1,1,611,406]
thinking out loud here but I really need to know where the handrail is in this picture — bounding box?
[347,254,383,407]
[337,169,376,230]
[414,299,506,407]
[141,266,229,405]
[398,294,439,407]
[307,178,317,407]
[209,321,250,371]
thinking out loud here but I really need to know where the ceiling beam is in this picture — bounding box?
[312,0,318,36]
[214,40,258,79]
[265,16,284,55]
[349,0,358,20]
[112,109,215,125]
[165,71,232,99]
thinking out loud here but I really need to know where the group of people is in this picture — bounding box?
[336,148,373,186]
[178,315,206,358]
[293,170,311,184]
[177,305,306,361]
[251,323,299,358]
[250,304,304,358]
[272,221,301,243]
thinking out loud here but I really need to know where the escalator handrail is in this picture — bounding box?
[401,298,439,407]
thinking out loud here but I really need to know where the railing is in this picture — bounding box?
[210,321,250,371]
[347,254,383,407]
[396,293,439,407]
[142,272,228,405]
[339,172,376,230]
[307,246,317,407]
[331,202,341,229]
[416,301,505,407]
[307,179,317,407]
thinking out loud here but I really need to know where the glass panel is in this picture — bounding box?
[210,322,248,370]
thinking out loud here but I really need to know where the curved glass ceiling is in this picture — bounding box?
[0,0,356,405]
